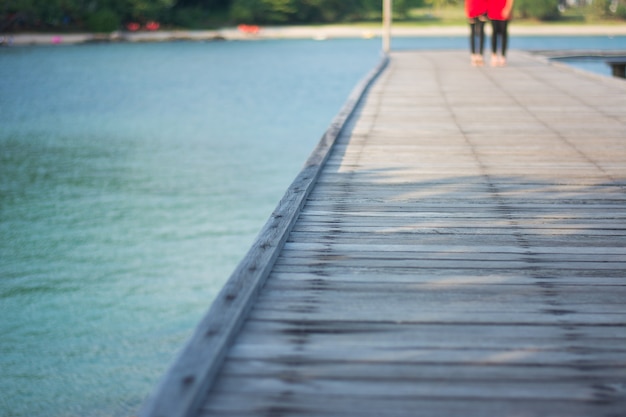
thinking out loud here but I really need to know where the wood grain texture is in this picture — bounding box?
[149,50,626,417]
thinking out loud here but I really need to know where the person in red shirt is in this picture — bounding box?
[465,0,488,66]
[488,0,515,66]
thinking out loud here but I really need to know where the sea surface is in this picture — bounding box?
[1,35,624,417]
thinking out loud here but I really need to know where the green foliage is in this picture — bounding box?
[1,0,33,16]
[589,0,626,19]
[515,0,560,20]
[292,0,353,23]
[175,0,230,6]
[424,0,459,9]
[591,0,626,19]
[300,0,378,22]
[394,0,410,18]
[1,0,175,29]
[591,0,611,17]
[86,8,120,32]
[231,0,295,23]
[230,0,267,22]
[2,0,623,30]
[618,1,626,19]
[127,0,175,20]
[230,0,383,24]
[171,6,211,27]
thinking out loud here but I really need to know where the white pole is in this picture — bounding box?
[383,0,392,53]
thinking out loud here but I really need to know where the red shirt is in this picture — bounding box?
[465,0,488,18]
[488,0,511,20]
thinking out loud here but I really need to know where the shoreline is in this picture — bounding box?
[3,24,626,46]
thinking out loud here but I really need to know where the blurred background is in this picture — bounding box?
[1,0,625,34]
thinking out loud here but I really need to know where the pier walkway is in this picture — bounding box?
[141,50,626,417]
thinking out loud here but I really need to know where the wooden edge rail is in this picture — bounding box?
[537,50,626,80]
[527,51,626,85]
[606,59,626,78]
[531,49,626,59]
[137,53,390,417]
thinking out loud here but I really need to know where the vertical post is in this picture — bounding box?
[383,0,392,53]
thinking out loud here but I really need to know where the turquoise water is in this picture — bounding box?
[0,39,382,417]
[1,36,624,417]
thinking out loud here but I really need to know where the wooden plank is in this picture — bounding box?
[200,395,625,417]
[291,218,626,230]
[268,271,626,286]
[282,242,626,255]
[200,395,626,417]
[259,281,626,302]
[217,360,626,385]
[277,248,626,263]
[274,257,626,272]
[227,344,626,366]
[285,233,625,251]
[146,50,626,417]
[248,309,626,327]
[271,266,626,281]
[224,350,626,370]
[229,320,626,354]
[289,225,626,238]
[237,318,626,339]
[207,375,621,401]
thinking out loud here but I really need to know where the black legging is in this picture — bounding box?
[469,19,485,54]
[491,20,509,57]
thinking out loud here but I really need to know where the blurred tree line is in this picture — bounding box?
[1,0,624,32]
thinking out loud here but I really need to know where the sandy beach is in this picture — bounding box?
[3,23,626,46]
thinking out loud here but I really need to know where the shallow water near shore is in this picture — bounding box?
[0,36,624,417]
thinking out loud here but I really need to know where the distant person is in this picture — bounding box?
[488,0,515,66]
[465,0,488,66]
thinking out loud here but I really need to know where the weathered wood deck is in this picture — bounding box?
[140,50,626,417]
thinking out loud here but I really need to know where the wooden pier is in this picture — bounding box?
[140,50,626,417]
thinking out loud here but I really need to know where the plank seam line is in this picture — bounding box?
[137,53,390,417]
[493,52,625,188]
